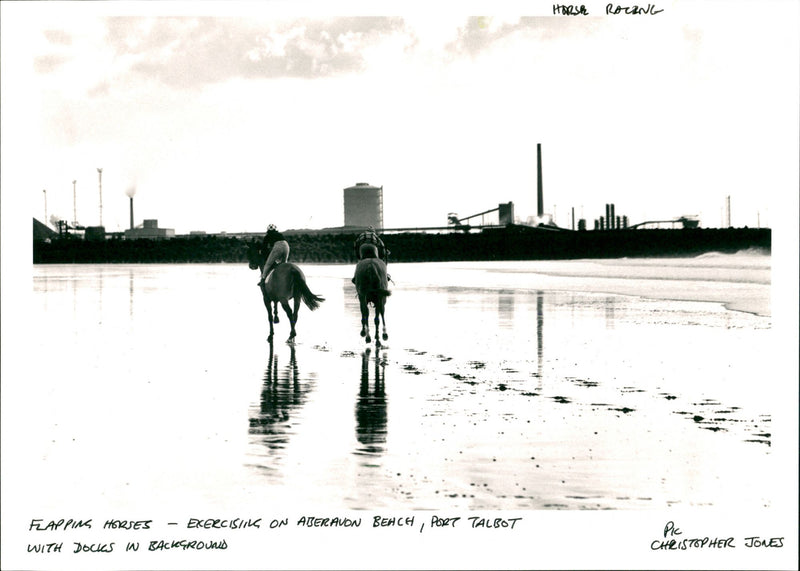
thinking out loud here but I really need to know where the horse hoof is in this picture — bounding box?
[360,331,366,338]
[274,316,280,323]
[365,335,371,343]
[382,333,388,341]
[376,340,381,348]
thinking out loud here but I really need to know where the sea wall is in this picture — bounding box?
[33,226,771,264]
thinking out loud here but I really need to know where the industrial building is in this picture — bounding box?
[124,219,174,240]
[344,182,383,229]
[123,196,174,239]
[33,218,57,241]
[448,202,515,229]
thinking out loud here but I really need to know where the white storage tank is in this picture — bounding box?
[343,182,383,229]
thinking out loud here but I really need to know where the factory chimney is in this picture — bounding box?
[537,143,544,217]
[725,195,731,227]
[126,186,136,230]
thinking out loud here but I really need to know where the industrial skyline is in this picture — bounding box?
[37,144,753,236]
[4,2,796,237]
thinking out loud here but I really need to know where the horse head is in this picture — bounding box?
[246,239,265,270]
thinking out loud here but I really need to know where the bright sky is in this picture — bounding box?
[2,0,798,234]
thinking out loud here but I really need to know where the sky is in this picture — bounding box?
[2,0,798,235]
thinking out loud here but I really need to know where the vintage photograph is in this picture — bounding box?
[2,1,797,569]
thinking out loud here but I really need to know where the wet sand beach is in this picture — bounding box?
[13,255,777,514]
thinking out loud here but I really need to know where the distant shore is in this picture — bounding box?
[33,226,771,265]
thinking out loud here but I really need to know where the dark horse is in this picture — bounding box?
[247,241,324,343]
[353,244,391,346]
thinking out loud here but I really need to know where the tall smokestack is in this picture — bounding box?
[537,143,544,217]
[126,185,136,229]
[725,195,731,227]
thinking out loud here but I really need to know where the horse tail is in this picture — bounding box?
[296,274,325,311]
[371,262,391,297]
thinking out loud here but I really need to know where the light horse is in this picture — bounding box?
[247,241,325,344]
[353,244,391,346]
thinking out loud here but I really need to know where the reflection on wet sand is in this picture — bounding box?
[536,290,543,380]
[128,269,134,318]
[604,295,616,329]
[248,344,312,460]
[354,349,388,458]
[498,291,514,326]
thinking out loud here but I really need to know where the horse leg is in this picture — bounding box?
[359,296,371,343]
[291,295,302,340]
[273,301,280,323]
[280,299,295,343]
[379,297,389,342]
[265,296,275,343]
[373,305,382,347]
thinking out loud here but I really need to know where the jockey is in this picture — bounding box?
[257,224,290,286]
[354,226,390,263]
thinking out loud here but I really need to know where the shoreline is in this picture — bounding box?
[32,255,772,318]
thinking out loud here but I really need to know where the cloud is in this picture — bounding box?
[34,29,77,73]
[445,16,597,58]
[446,16,514,56]
[99,16,409,88]
[33,53,70,74]
[43,29,73,45]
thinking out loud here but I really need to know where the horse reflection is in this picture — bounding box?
[248,344,312,454]
[354,349,388,457]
